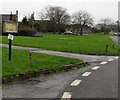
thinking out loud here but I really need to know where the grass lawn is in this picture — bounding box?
[1,33,120,55]
[2,47,83,77]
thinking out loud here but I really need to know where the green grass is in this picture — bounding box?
[106,34,116,36]
[2,47,82,77]
[0,37,1,77]
[1,33,120,55]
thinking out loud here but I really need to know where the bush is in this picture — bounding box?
[18,27,36,36]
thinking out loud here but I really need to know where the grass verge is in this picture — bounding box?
[1,33,120,55]
[2,47,83,77]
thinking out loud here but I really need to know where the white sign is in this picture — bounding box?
[8,34,14,40]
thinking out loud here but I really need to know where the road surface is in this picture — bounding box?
[57,57,118,99]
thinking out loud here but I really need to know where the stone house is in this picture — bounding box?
[0,11,18,34]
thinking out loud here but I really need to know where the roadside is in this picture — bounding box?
[2,47,85,83]
[1,34,119,55]
[2,44,118,98]
[109,36,120,48]
[2,36,119,98]
[2,61,102,98]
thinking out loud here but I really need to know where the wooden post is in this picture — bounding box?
[112,44,114,49]
[29,53,32,66]
[105,45,109,53]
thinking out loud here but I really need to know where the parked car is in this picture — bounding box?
[113,32,117,35]
[116,32,120,36]
[64,31,72,34]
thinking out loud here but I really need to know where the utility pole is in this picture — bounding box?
[118,1,120,32]
[117,21,120,32]
[118,21,120,32]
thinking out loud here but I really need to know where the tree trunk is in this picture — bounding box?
[80,26,83,35]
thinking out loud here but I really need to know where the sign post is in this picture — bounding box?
[8,34,14,60]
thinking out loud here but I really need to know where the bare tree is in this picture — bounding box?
[100,18,113,27]
[99,18,114,34]
[72,10,93,35]
[38,6,70,33]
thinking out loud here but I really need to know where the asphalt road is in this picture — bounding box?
[57,57,118,99]
[2,62,103,98]
[2,36,119,99]
[2,57,119,99]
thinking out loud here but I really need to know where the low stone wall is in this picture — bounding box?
[2,62,89,84]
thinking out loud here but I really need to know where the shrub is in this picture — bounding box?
[18,27,36,36]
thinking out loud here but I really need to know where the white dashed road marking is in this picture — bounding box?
[115,57,119,59]
[82,72,91,76]
[108,59,114,61]
[100,61,108,65]
[71,80,82,86]
[61,92,72,99]
[91,66,100,70]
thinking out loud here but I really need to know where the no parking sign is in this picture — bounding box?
[8,34,14,40]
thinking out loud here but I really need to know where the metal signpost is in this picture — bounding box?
[2,21,18,61]
[8,34,14,60]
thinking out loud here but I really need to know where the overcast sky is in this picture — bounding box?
[0,0,119,23]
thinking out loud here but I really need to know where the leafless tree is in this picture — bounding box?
[100,18,114,25]
[38,6,70,33]
[99,18,115,34]
[72,10,93,35]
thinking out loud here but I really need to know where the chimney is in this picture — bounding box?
[10,12,12,21]
[16,10,18,21]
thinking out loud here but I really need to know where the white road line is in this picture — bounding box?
[91,66,100,70]
[82,72,91,76]
[108,59,114,61]
[61,92,72,99]
[115,57,119,59]
[100,61,108,65]
[70,80,82,86]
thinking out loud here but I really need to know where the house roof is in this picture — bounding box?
[1,14,17,21]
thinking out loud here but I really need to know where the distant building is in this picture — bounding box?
[0,11,18,35]
[2,11,18,22]
[34,20,53,32]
